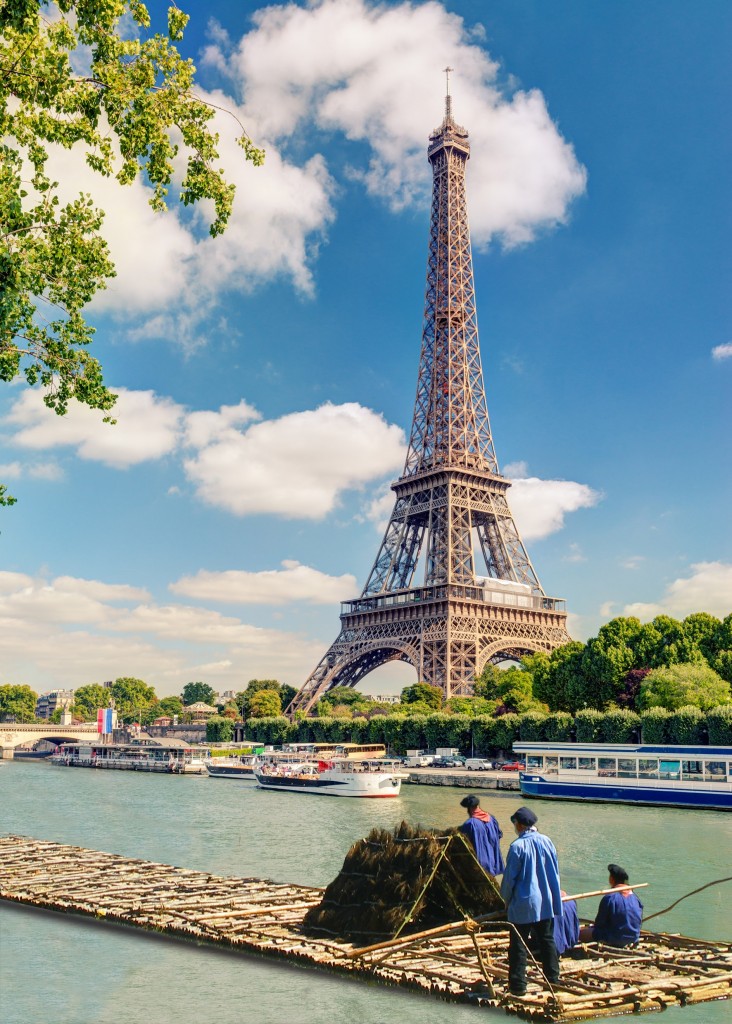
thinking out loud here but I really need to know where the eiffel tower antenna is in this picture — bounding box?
[444,65,453,118]
[287,89,570,715]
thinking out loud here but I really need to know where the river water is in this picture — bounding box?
[1,760,730,1024]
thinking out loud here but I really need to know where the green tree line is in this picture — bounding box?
[0,676,295,727]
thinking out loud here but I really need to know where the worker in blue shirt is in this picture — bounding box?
[552,892,579,956]
[500,806,562,997]
[580,864,643,947]
[458,794,505,876]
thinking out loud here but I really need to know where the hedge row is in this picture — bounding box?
[245,703,732,753]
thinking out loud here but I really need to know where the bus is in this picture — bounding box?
[334,743,386,760]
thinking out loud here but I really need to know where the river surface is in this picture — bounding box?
[1,760,730,1024]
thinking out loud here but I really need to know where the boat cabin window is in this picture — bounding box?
[598,757,616,777]
[544,756,559,774]
[682,760,703,780]
[705,760,728,781]
[638,759,659,777]
[618,758,637,778]
[578,757,596,771]
[560,756,577,770]
[659,760,681,781]
[527,755,543,769]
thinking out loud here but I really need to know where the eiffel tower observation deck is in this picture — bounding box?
[288,87,570,715]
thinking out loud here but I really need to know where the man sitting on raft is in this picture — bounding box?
[579,863,643,947]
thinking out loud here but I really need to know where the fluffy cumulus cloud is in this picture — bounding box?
[215,0,586,246]
[712,342,732,361]
[623,562,732,620]
[503,472,602,541]
[170,560,358,604]
[0,571,325,695]
[5,388,185,468]
[183,401,406,517]
[2,388,406,519]
[34,0,585,344]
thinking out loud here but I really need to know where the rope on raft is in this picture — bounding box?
[644,875,732,923]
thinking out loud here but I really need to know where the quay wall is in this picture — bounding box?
[406,769,520,791]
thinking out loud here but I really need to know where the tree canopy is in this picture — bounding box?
[1,1,263,503]
[0,683,38,721]
[182,681,216,706]
[637,662,731,712]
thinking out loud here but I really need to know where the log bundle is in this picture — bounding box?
[1,834,730,1023]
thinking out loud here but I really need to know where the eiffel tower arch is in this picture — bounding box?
[287,89,570,716]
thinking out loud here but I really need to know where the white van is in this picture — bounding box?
[404,755,435,767]
[465,758,494,771]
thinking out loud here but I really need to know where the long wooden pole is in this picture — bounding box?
[563,883,648,902]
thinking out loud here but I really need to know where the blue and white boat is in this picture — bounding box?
[514,743,732,810]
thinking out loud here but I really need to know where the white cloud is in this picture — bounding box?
[0,571,326,695]
[503,460,529,479]
[170,560,358,604]
[620,555,645,570]
[0,459,63,482]
[5,388,185,468]
[3,387,407,521]
[623,562,732,620]
[600,601,616,618]
[711,342,732,361]
[26,1,585,348]
[0,571,34,593]
[183,401,406,518]
[506,475,602,541]
[221,0,586,247]
[564,543,586,564]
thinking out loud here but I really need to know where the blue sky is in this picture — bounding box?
[1,0,730,698]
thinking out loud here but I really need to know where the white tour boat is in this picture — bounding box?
[254,758,407,798]
[205,754,260,781]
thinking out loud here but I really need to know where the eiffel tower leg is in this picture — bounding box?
[286,627,422,717]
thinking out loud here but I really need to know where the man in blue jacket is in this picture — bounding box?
[500,806,562,996]
[458,794,505,876]
[580,864,643,947]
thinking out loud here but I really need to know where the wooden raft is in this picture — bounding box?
[2,835,731,1023]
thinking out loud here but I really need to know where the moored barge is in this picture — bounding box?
[515,742,732,809]
[51,741,210,774]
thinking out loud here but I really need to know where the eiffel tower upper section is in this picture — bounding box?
[287,89,570,714]
[360,91,545,600]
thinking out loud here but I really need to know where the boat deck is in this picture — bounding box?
[1,835,730,1022]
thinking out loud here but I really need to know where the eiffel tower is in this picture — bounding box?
[287,85,570,715]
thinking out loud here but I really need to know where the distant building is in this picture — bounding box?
[35,689,75,719]
[371,694,401,704]
[217,690,236,704]
[185,702,218,722]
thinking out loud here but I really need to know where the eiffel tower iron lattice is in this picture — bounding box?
[287,93,570,716]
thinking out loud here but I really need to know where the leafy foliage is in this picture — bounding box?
[640,707,671,743]
[574,708,603,742]
[638,662,730,712]
[205,715,233,743]
[706,705,732,745]
[401,682,443,710]
[182,681,216,706]
[247,689,281,718]
[0,683,38,721]
[72,683,112,720]
[110,676,157,722]
[1,1,263,501]
[668,705,706,744]
[598,708,641,743]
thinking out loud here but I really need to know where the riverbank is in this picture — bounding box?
[406,767,520,790]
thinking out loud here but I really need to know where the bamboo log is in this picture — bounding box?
[563,883,649,902]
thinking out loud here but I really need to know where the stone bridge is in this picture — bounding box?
[1,722,100,758]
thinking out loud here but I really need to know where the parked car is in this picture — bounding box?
[465,758,494,771]
[500,760,526,771]
[431,757,465,768]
